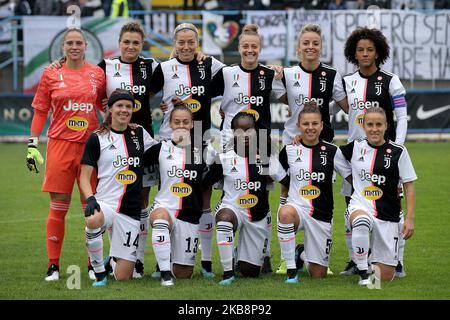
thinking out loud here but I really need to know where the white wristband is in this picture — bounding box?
[28,137,39,148]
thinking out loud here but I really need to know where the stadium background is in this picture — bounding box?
[0,0,449,301]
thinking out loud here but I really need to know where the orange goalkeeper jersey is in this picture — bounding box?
[32,63,106,143]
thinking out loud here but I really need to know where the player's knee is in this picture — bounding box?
[85,215,103,229]
[150,208,171,226]
[215,209,237,227]
[278,206,295,223]
[350,211,370,229]
[239,261,260,278]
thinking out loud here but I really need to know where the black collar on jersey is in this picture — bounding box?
[118,56,141,65]
[176,56,197,66]
[108,92,135,107]
[357,67,380,79]
[239,63,260,73]
[298,62,322,74]
[300,140,321,149]
[366,139,388,149]
[110,127,129,134]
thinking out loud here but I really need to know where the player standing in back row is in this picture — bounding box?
[26,28,106,281]
[340,27,408,277]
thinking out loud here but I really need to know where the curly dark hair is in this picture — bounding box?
[344,27,390,66]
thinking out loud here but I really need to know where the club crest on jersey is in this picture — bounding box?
[259,77,265,90]
[384,154,392,169]
[193,147,201,164]
[198,64,206,80]
[320,79,327,92]
[116,169,137,184]
[131,135,140,150]
[320,153,327,166]
[374,82,382,96]
[140,66,147,80]
[237,194,259,208]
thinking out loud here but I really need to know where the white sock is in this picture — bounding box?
[351,216,371,271]
[199,208,214,262]
[265,213,272,258]
[86,226,105,274]
[277,222,296,269]
[152,219,171,272]
[398,212,405,265]
[137,208,149,263]
[216,221,234,272]
[345,209,354,262]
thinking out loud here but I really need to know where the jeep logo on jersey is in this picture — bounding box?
[240,108,260,121]
[120,83,146,95]
[360,170,386,185]
[352,99,380,110]
[294,95,324,107]
[235,179,261,191]
[300,185,321,199]
[296,169,325,182]
[175,84,205,96]
[63,100,94,113]
[113,155,140,168]
[235,93,263,106]
[66,116,88,131]
[171,182,193,197]
[168,167,198,180]
[116,170,137,184]
[237,194,259,208]
[362,186,383,200]
[184,98,201,113]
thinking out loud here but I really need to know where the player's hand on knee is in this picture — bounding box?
[26,137,44,173]
[85,196,101,217]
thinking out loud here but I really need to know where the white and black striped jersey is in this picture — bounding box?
[81,126,157,220]
[210,63,285,134]
[99,57,159,136]
[144,140,207,224]
[203,149,287,222]
[343,69,407,143]
[340,139,417,222]
[149,57,224,140]
[281,63,346,145]
[279,141,351,223]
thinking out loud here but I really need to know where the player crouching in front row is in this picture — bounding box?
[80,89,157,287]
[277,104,351,283]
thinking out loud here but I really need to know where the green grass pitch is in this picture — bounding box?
[0,141,449,300]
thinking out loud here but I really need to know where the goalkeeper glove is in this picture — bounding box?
[85,196,100,217]
[26,137,44,173]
